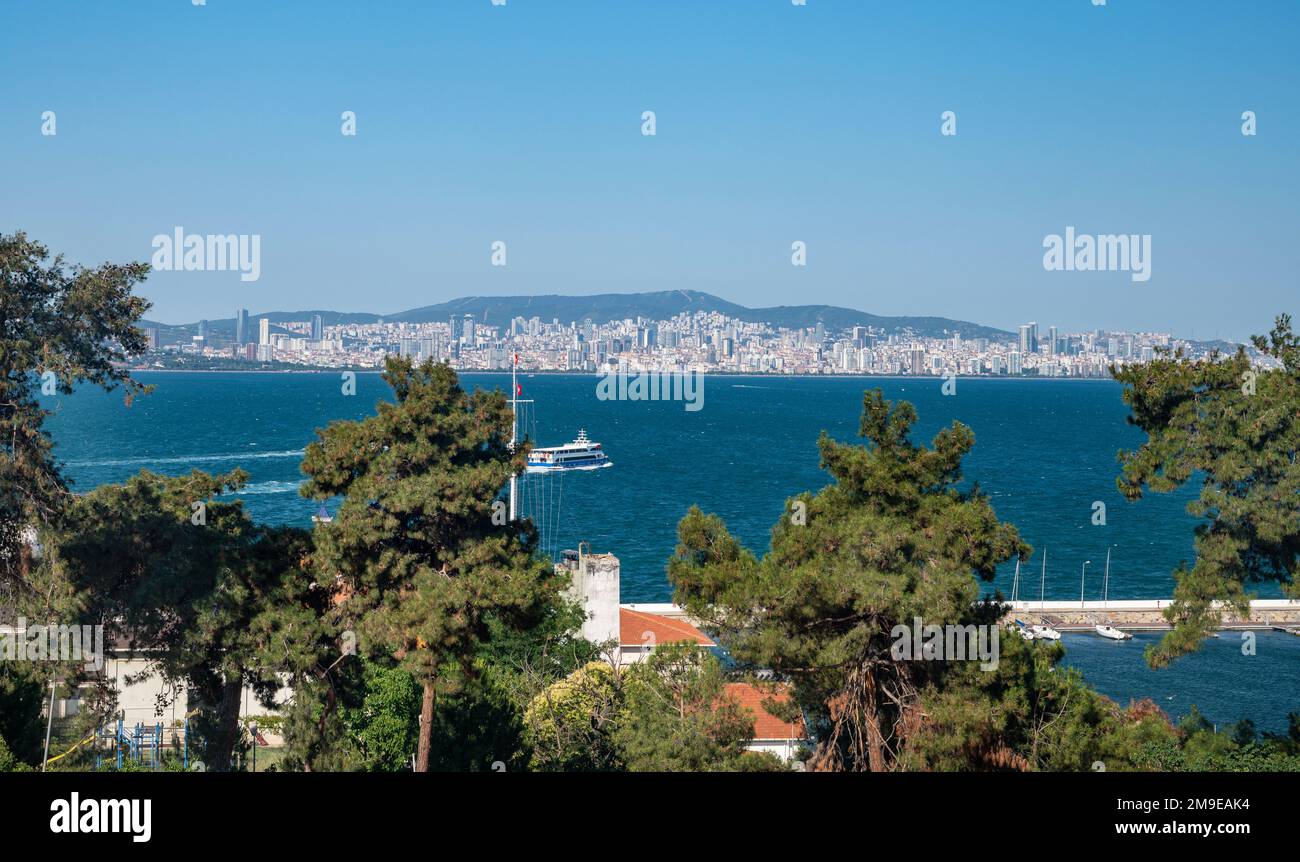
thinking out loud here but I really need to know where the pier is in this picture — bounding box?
[1003,599,1300,634]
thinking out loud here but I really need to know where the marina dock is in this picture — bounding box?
[1003,598,1300,634]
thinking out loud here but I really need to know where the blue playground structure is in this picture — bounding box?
[94,717,191,770]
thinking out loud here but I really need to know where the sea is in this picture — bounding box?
[42,372,1300,732]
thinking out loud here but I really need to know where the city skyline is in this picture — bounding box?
[3,1,1297,340]
[147,299,1241,380]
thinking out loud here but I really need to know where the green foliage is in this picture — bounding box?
[668,390,1029,770]
[0,734,33,771]
[339,660,421,772]
[0,231,150,610]
[0,663,45,767]
[522,645,787,773]
[617,643,786,772]
[300,357,564,770]
[1134,707,1300,771]
[1113,315,1300,666]
[523,661,623,771]
[56,470,323,771]
[903,634,1177,771]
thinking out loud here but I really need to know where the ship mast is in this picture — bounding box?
[1040,548,1047,607]
[510,352,518,522]
[507,351,535,527]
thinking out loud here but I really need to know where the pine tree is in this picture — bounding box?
[300,357,561,772]
[668,390,1029,770]
[0,231,150,609]
[1113,315,1300,667]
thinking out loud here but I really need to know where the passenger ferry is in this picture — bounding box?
[525,429,612,474]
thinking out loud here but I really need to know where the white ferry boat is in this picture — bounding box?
[525,429,612,474]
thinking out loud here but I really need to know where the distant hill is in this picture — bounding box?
[145,291,1011,344]
[385,290,1009,338]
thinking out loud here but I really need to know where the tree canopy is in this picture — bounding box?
[0,231,150,611]
[1113,315,1300,666]
[668,390,1030,770]
[300,357,563,771]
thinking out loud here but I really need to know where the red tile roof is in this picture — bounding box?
[619,607,715,648]
[724,682,807,741]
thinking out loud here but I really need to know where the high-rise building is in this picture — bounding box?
[236,308,249,345]
[1047,325,1058,357]
[259,317,270,345]
[196,319,208,342]
[1019,323,1040,355]
[462,314,475,347]
[311,314,323,342]
[1009,351,1023,374]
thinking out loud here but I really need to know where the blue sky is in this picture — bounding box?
[2,0,1296,340]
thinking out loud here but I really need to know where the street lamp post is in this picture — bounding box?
[1080,560,1091,609]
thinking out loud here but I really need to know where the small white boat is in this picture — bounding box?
[1094,624,1131,640]
[1030,624,1061,641]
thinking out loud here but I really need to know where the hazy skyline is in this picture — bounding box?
[3,0,1297,341]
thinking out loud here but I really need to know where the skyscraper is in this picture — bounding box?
[462,314,475,347]
[311,314,323,341]
[1047,325,1058,356]
[259,317,270,345]
[236,308,249,345]
[1019,323,1039,354]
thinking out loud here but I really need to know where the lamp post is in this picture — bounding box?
[1080,560,1091,609]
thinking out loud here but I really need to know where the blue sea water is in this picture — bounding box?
[42,372,1300,732]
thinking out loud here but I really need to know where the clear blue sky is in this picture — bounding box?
[2,0,1296,340]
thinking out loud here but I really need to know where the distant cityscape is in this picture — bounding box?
[140,308,1265,378]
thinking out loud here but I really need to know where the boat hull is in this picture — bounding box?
[525,460,613,475]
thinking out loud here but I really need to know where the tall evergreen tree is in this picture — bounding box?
[300,357,562,772]
[668,390,1029,770]
[1113,315,1300,667]
[0,231,150,609]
